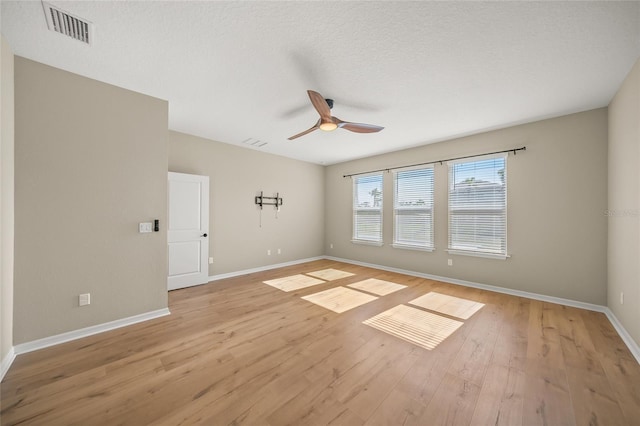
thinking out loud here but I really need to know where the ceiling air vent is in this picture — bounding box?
[241,138,268,148]
[42,2,92,45]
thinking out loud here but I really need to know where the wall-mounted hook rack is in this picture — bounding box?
[255,191,283,210]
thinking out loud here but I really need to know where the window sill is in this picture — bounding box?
[392,243,434,252]
[351,239,383,247]
[446,249,510,260]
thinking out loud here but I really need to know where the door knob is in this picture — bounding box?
[201,233,208,237]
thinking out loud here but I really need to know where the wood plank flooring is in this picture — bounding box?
[1,259,639,425]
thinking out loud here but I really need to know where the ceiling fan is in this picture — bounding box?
[288,90,384,140]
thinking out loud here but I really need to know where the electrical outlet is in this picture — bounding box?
[79,293,90,306]
[277,248,281,255]
[138,222,152,233]
[330,243,334,249]
[267,249,271,256]
[620,292,624,305]
[447,259,453,266]
[209,257,213,264]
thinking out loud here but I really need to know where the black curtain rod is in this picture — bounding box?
[342,146,527,178]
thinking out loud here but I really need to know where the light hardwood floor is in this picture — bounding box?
[1,259,639,425]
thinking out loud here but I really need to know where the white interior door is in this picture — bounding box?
[168,172,209,291]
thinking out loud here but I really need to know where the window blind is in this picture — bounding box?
[393,167,434,250]
[353,173,383,244]
[448,154,507,257]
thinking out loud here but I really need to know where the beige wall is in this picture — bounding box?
[1,36,15,365]
[608,58,640,345]
[168,131,325,275]
[13,57,169,344]
[326,109,608,305]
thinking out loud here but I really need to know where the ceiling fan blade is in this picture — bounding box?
[288,120,320,140]
[307,90,333,122]
[334,117,384,133]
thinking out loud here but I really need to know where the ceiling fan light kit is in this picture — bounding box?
[288,90,384,140]
[319,121,338,132]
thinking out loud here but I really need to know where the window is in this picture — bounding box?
[393,167,434,250]
[448,154,507,258]
[353,173,383,245]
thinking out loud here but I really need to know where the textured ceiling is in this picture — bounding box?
[2,1,639,165]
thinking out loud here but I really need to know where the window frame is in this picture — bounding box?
[392,166,435,251]
[352,173,384,246]
[447,153,508,259]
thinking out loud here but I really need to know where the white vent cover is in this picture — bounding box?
[241,138,268,148]
[42,2,92,45]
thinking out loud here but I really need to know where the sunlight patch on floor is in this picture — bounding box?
[305,268,355,281]
[363,304,464,350]
[348,278,407,296]
[409,291,485,320]
[302,286,378,313]
[263,274,325,292]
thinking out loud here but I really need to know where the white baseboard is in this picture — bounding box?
[0,346,16,382]
[14,308,170,356]
[603,308,640,364]
[325,255,640,364]
[208,256,325,282]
